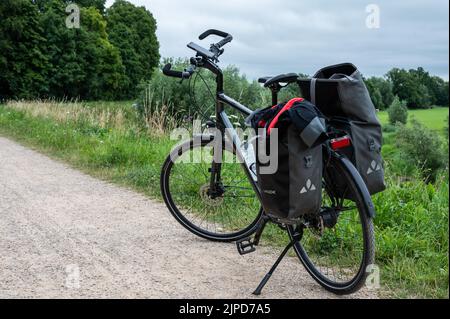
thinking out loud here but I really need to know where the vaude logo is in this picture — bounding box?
[263,189,276,195]
[367,160,382,175]
[300,179,316,194]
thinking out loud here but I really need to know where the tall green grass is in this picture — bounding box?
[372,170,448,298]
[0,101,448,298]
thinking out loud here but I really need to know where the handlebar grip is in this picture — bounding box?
[199,29,229,40]
[216,34,233,48]
[163,63,183,78]
[163,63,193,79]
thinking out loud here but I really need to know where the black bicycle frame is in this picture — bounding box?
[202,59,262,201]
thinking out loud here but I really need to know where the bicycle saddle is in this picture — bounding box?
[258,73,299,88]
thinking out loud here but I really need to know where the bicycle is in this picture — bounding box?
[160,29,375,295]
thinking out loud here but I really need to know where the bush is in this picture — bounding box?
[395,119,446,182]
[135,59,272,125]
[388,96,408,125]
[135,58,191,124]
[382,123,397,133]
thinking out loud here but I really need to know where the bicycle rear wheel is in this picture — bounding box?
[288,154,375,294]
[161,136,263,242]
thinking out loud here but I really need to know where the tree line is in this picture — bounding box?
[366,67,449,109]
[0,0,160,101]
[138,58,448,124]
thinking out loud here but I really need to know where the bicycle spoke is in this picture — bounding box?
[297,172,366,284]
[166,143,261,237]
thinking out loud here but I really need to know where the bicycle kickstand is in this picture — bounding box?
[252,231,301,296]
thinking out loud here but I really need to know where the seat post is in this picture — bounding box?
[270,84,282,106]
[271,88,278,106]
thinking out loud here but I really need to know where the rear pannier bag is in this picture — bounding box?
[298,63,385,196]
[247,98,327,222]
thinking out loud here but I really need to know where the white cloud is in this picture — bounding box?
[105,0,449,80]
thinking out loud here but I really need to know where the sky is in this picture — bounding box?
[105,0,449,80]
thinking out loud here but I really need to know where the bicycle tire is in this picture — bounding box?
[161,136,263,242]
[288,154,375,294]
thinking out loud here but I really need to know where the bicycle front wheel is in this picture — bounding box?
[160,136,263,242]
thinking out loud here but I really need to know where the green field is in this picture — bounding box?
[0,101,448,298]
[377,107,449,131]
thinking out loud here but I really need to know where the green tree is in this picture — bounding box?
[365,76,394,109]
[39,0,124,100]
[428,76,449,106]
[410,67,433,107]
[71,0,106,12]
[387,67,448,109]
[387,96,408,125]
[34,0,106,12]
[386,68,426,108]
[416,84,432,108]
[367,84,383,110]
[39,0,83,98]
[78,6,125,99]
[79,7,124,100]
[0,0,49,100]
[106,0,160,99]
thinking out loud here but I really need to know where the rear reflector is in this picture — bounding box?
[330,136,352,150]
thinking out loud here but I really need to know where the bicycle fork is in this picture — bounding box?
[207,130,225,197]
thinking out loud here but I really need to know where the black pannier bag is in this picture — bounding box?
[298,63,386,197]
[247,98,327,222]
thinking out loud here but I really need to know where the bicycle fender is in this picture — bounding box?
[335,154,376,218]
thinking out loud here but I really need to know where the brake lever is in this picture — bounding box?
[179,64,196,83]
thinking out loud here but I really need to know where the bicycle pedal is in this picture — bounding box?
[236,237,256,255]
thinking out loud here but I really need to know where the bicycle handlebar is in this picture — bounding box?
[199,29,228,39]
[162,63,194,79]
[199,29,233,48]
[162,29,233,80]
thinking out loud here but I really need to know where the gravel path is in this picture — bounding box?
[0,136,376,299]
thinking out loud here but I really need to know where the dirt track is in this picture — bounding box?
[0,136,376,298]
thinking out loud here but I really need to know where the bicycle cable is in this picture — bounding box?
[189,70,217,123]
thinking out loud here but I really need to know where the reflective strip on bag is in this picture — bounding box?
[299,116,326,147]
